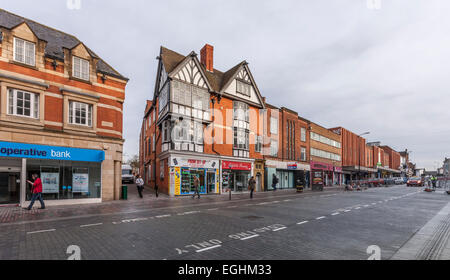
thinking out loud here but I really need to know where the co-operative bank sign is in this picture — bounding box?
[0,141,105,162]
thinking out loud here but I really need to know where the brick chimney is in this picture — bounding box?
[200,44,214,72]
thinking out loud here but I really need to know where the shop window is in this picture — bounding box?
[69,101,92,126]
[160,160,165,180]
[7,88,39,119]
[14,37,35,66]
[26,159,101,201]
[73,56,90,81]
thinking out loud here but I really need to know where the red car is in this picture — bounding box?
[407,177,424,187]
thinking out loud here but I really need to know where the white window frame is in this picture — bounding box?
[7,88,39,119]
[69,101,93,127]
[301,147,307,161]
[301,127,306,142]
[236,80,251,97]
[270,117,278,135]
[72,56,90,81]
[255,136,262,153]
[270,140,278,157]
[13,37,35,66]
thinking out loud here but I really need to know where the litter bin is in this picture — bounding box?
[122,185,128,200]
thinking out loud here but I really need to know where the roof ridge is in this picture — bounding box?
[0,8,80,43]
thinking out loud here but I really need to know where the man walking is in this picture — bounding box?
[135,175,144,198]
[192,175,201,199]
[26,173,45,210]
[272,174,279,191]
[248,176,256,199]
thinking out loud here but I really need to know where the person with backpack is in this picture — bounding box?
[135,175,144,198]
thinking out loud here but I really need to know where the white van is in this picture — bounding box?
[122,164,134,184]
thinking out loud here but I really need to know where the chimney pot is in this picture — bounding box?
[200,44,214,72]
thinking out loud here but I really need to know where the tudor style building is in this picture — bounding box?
[0,9,128,206]
[140,45,266,196]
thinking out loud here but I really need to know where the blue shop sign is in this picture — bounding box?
[0,141,105,162]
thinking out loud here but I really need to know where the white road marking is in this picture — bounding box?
[355,207,361,210]
[344,210,351,213]
[196,245,222,253]
[273,227,287,232]
[331,213,340,216]
[207,208,219,211]
[27,229,56,235]
[297,221,309,225]
[227,206,238,208]
[80,223,103,228]
[364,205,370,207]
[156,214,171,218]
[240,235,260,241]
[316,216,326,220]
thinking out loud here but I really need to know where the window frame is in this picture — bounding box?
[68,101,93,127]
[270,117,278,135]
[72,56,90,81]
[13,37,36,66]
[7,88,39,119]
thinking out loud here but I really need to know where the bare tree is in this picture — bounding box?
[127,155,139,172]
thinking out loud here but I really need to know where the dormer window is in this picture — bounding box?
[13,37,35,66]
[73,56,90,81]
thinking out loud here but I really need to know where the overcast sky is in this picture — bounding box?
[2,0,449,170]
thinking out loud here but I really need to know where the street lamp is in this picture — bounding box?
[358,132,370,181]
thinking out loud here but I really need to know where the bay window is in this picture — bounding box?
[14,37,35,66]
[7,89,39,119]
[233,101,250,157]
[69,101,93,127]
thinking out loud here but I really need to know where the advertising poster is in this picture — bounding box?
[73,173,89,193]
[174,167,181,196]
[41,172,59,194]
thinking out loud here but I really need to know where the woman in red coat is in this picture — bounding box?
[25,174,46,210]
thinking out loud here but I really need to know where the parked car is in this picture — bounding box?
[122,164,135,184]
[407,177,424,187]
[384,178,396,185]
[394,178,405,185]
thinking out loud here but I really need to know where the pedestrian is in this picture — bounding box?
[192,175,201,199]
[248,176,256,199]
[25,173,45,210]
[135,175,144,198]
[154,183,159,198]
[272,174,278,191]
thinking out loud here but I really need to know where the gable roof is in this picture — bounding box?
[0,9,128,81]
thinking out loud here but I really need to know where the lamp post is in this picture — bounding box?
[358,132,370,181]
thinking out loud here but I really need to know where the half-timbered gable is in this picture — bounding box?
[221,63,265,109]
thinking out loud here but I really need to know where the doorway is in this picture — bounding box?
[206,171,216,194]
[0,172,21,205]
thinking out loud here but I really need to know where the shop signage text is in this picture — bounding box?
[222,161,252,171]
[0,141,105,162]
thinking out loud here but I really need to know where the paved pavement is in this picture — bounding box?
[0,185,449,260]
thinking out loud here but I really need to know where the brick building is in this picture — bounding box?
[263,105,310,191]
[367,142,401,178]
[140,45,266,196]
[329,127,377,183]
[0,9,128,206]
[309,122,342,188]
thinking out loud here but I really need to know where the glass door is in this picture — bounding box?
[207,171,216,194]
[0,172,20,204]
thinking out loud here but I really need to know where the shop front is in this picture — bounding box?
[310,161,336,188]
[0,141,105,207]
[222,160,253,192]
[265,160,310,191]
[169,156,220,196]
